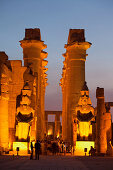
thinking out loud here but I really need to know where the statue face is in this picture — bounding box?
[20,96,31,105]
[23,104,27,109]
[81,96,88,106]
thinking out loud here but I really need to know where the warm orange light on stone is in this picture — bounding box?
[0,97,9,150]
[96,87,112,155]
[20,28,48,141]
[13,142,28,155]
[77,122,92,137]
[0,62,10,151]
[15,83,34,141]
[73,82,95,155]
[61,29,92,144]
[48,129,53,136]
[57,133,60,138]
[0,28,113,156]
[75,141,95,156]
[0,29,48,154]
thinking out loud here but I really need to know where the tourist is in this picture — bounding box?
[35,140,41,160]
[30,142,33,160]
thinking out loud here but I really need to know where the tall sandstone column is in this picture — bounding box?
[55,113,61,138]
[20,29,48,140]
[96,87,107,154]
[0,64,10,151]
[60,29,91,144]
[96,87,112,155]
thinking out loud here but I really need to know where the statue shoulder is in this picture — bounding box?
[90,105,94,112]
[28,106,34,113]
[17,105,22,113]
[75,106,81,113]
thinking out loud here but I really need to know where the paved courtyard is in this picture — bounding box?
[0,155,113,170]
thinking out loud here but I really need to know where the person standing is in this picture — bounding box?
[35,140,41,160]
[30,142,33,159]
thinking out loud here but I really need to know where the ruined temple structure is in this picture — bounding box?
[0,28,113,156]
[0,28,48,153]
[60,29,113,156]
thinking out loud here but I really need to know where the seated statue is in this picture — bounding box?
[73,82,95,140]
[16,82,34,141]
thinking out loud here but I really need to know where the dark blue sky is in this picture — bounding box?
[0,0,113,111]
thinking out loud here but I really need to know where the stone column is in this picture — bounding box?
[73,117,77,151]
[104,103,112,155]
[55,113,61,138]
[0,75,9,151]
[0,97,9,151]
[61,29,91,144]
[61,79,67,141]
[45,113,48,136]
[96,87,107,154]
[20,28,48,141]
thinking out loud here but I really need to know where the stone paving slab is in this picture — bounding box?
[0,155,113,170]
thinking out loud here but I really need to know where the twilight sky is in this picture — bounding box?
[0,0,113,114]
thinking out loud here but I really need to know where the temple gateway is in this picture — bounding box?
[0,28,113,156]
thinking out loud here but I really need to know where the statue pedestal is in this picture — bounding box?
[13,142,29,155]
[74,141,95,156]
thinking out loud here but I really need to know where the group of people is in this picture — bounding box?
[30,140,41,160]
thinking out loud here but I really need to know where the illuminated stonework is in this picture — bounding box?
[13,142,28,155]
[0,60,10,151]
[75,141,95,156]
[0,28,48,154]
[60,29,91,144]
[96,87,112,155]
[0,28,113,156]
[60,29,113,156]
[75,82,94,138]
[20,28,48,141]
[45,111,62,139]
[73,82,95,155]
[15,82,34,141]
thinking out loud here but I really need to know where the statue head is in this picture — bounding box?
[20,81,31,106]
[20,95,31,106]
[22,81,31,97]
[78,82,92,106]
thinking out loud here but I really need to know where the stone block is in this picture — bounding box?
[0,52,8,62]
[24,28,41,40]
[68,29,85,44]
[96,87,104,98]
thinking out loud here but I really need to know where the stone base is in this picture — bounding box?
[74,141,95,156]
[13,142,29,155]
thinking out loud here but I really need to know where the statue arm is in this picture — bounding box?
[16,107,21,115]
[91,107,94,115]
